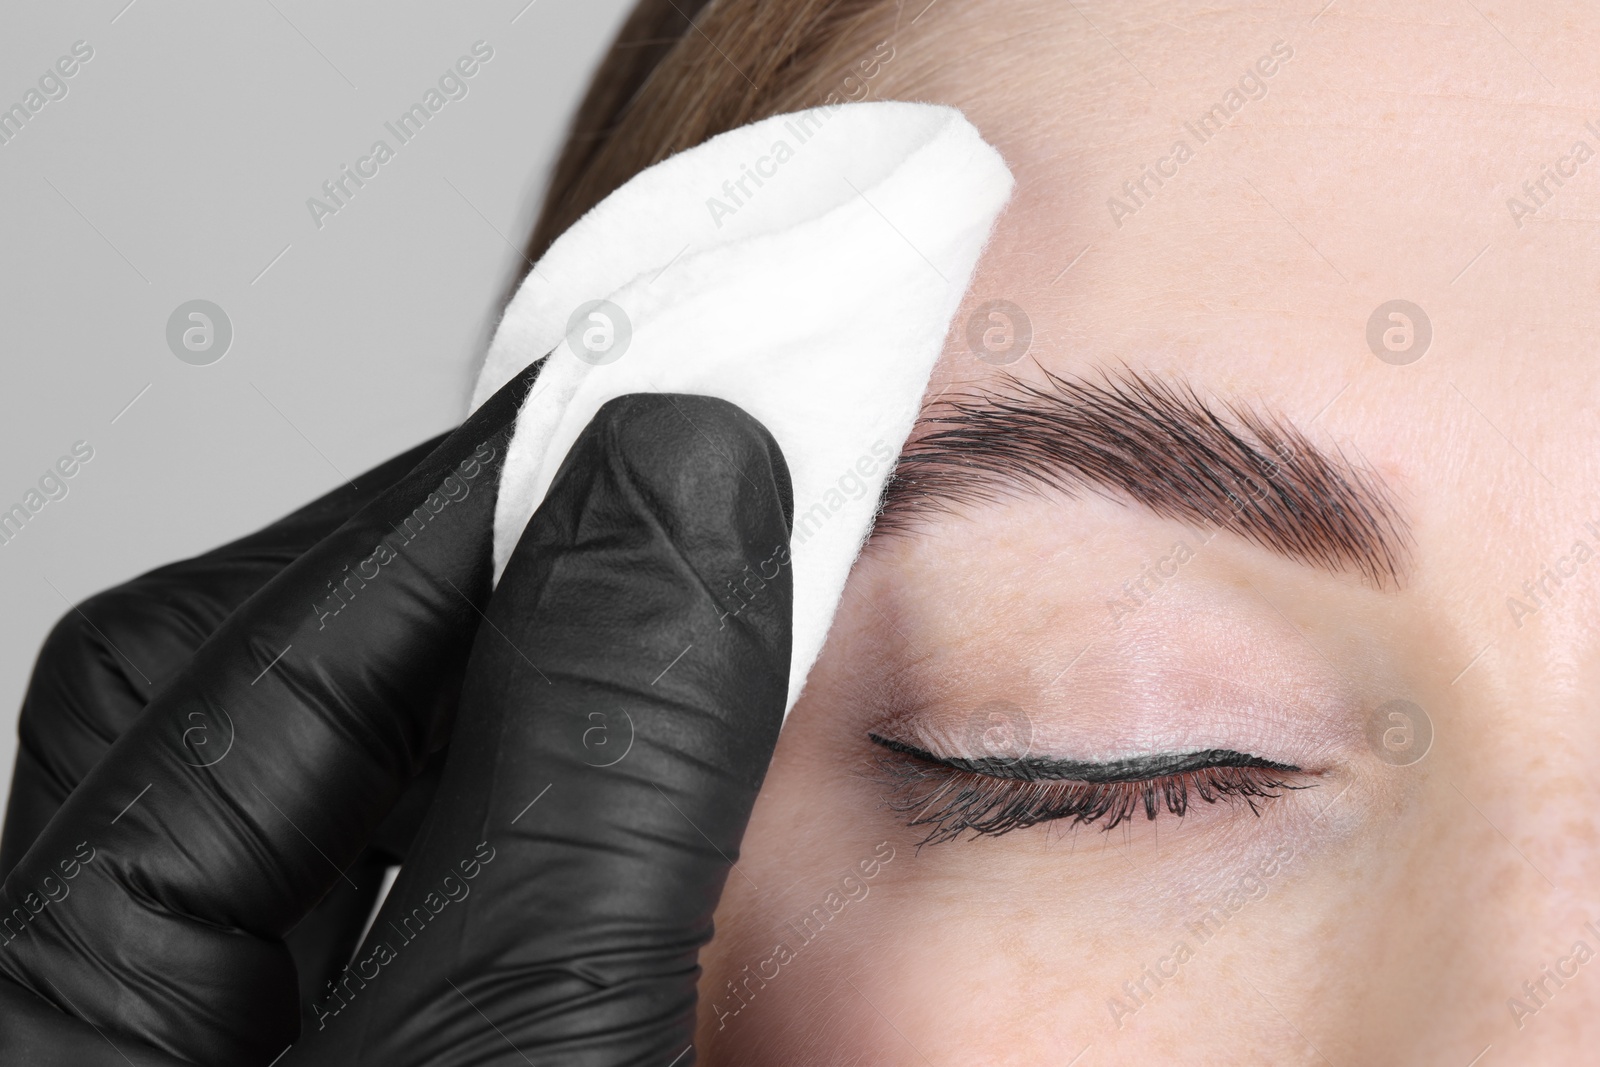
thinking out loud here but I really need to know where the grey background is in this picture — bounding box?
[0,0,636,824]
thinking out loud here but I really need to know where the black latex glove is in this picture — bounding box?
[283,392,794,1065]
[0,428,448,868]
[0,428,455,1026]
[0,385,792,1066]
[0,365,536,1065]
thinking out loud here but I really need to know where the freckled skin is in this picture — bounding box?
[698,2,1600,1063]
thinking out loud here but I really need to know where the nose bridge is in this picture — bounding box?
[1460,624,1600,875]
[1480,609,1600,856]
[1442,519,1600,851]
[1417,629,1600,1052]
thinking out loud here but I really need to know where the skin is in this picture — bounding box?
[695,1,1600,1063]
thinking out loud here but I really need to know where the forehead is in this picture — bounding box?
[887,3,1600,375]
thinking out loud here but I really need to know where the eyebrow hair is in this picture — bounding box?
[873,369,1409,587]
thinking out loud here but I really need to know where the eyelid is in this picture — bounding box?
[867,733,1301,782]
[869,732,1310,844]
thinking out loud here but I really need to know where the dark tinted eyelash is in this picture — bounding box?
[870,734,1305,845]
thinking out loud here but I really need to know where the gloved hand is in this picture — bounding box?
[0,426,455,1028]
[0,382,793,1066]
[283,391,794,1066]
[0,364,536,1065]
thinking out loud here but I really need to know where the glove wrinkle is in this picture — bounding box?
[0,420,458,1061]
[0,371,537,1066]
[1,429,450,872]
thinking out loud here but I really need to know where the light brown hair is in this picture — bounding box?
[522,0,905,271]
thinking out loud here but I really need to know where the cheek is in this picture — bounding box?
[698,769,1084,1064]
[697,700,897,1059]
[696,680,1072,1062]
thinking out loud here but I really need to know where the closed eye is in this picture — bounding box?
[869,733,1311,845]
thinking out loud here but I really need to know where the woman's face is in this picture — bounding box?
[698,2,1600,1062]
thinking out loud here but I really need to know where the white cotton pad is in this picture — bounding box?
[469,100,1014,715]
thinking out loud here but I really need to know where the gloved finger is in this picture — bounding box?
[0,430,449,875]
[0,431,455,1035]
[0,981,190,1067]
[282,393,793,1066]
[0,363,539,1067]
[279,742,453,1035]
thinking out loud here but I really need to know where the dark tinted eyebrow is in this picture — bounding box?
[873,369,1409,588]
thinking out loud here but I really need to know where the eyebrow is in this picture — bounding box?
[873,369,1409,588]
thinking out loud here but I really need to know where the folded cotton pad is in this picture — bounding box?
[469,100,1014,714]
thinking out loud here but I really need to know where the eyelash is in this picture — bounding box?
[874,743,1303,845]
